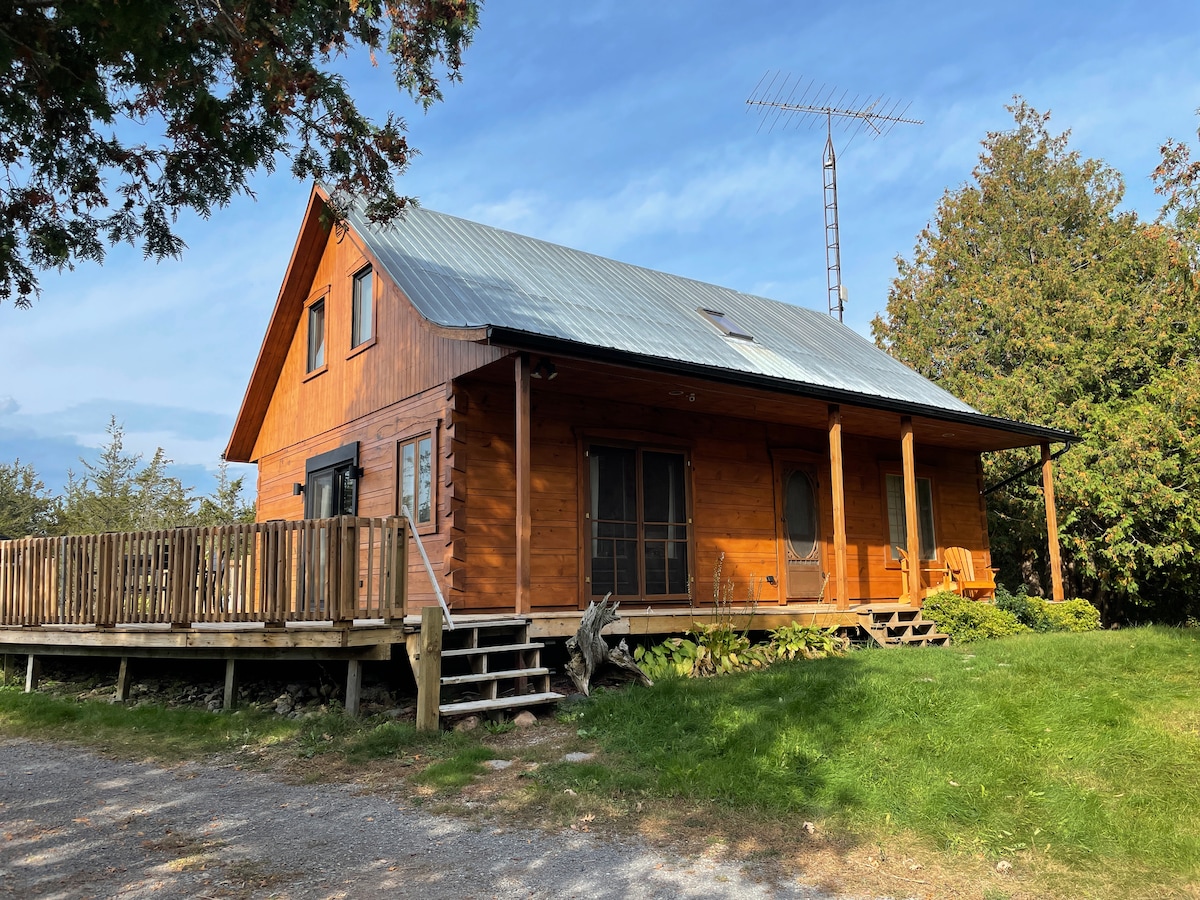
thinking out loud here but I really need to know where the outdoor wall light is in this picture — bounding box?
[530,357,558,380]
[347,465,365,480]
[292,482,305,496]
[765,575,777,586]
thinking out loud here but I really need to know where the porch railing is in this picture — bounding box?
[0,516,407,628]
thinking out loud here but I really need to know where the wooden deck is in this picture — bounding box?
[0,517,408,657]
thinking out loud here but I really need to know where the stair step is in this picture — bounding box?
[450,618,530,630]
[440,691,565,716]
[442,641,545,658]
[440,667,550,686]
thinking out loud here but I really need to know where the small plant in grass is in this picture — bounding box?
[923,591,1029,642]
[767,622,848,660]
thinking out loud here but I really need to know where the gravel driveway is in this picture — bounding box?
[0,739,841,899]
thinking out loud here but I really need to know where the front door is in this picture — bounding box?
[780,467,825,601]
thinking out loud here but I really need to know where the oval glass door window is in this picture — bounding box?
[785,471,818,560]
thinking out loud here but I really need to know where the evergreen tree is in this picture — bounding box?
[873,101,1200,622]
[195,461,256,526]
[62,417,198,533]
[0,460,60,538]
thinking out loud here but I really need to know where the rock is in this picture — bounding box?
[995,860,1012,875]
[383,707,406,719]
[484,759,513,770]
[513,711,538,728]
[206,699,222,712]
[274,694,295,715]
[454,715,481,733]
[562,752,595,763]
[802,821,816,835]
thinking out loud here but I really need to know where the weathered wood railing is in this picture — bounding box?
[0,517,407,628]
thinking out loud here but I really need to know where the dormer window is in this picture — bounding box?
[698,308,753,341]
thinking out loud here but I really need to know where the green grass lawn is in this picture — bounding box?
[548,627,1200,897]
[1,628,1196,898]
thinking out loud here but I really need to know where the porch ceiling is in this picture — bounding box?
[465,353,1067,453]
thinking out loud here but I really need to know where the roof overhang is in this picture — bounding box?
[485,326,1075,452]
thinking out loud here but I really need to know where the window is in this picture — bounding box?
[588,445,690,598]
[698,308,753,340]
[884,473,936,561]
[304,443,359,518]
[398,434,434,527]
[351,266,373,348]
[306,299,326,372]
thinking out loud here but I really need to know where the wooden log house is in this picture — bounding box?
[0,184,1072,712]
[224,185,1071,637]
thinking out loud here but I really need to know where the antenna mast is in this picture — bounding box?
[747,74,922,322]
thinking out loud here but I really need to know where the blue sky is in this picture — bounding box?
[2,0,1199,498]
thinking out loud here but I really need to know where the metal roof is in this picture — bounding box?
[348,204,979,415]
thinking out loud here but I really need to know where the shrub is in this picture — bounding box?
[923,591,1030,642]
[767,622,848,660]
[995,586,1102,633]
[1043,598,1102,632]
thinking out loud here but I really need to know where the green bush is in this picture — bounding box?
[995,586,1102,633]
[923,591,1030,642]
[1044,598,1102,632]
[767,622,848,660]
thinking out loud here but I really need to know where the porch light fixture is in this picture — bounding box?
[292,482,305,496]
[530,357,558,380]
[347,465,364,480]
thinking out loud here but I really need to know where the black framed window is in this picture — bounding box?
[351,266,373,348]
[306,299,326,372]
[304,443,359,518]
[588,444,690,598]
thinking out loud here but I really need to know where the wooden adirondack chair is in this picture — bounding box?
[942,547,997,600]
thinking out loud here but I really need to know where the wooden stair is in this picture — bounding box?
[435,617,565,718]
[856,604,950,648]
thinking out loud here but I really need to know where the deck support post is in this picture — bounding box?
[345,659,363,718]
[2,655,10,686]
[1041,442,1066,602]
[116,657,132,702]
[515,353,532,615]
[416,606,443,731]
[900,416,922,604]
[223,659,240,711]
[24,654,40,693]
[828,405,850,608]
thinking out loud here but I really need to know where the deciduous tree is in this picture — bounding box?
[873,101,1200,622]
[1,0,479,306]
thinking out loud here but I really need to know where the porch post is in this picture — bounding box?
[827,405,850,607]
[515,354,532,614]
[900,416,922,602]
[1041,442,1065,601]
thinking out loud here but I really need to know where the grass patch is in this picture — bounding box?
[565,627,1200,899]
[0,685,296,760]
[412,745,497,790]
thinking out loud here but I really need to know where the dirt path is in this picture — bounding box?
[0,739,840,899]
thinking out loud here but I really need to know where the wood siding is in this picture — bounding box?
[250,224,504,463]
[451,373,991,613]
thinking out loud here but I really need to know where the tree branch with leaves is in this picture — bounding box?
[0,0,479,306]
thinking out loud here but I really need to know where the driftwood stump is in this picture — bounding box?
[565,594,653,695]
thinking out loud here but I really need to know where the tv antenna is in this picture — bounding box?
[747,73,922,322]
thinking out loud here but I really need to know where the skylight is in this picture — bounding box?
[698,308,753,341]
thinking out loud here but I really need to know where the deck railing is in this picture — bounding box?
[0,517,407,628]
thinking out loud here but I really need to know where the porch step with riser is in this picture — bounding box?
[436,618,564,717]
[856,604,951,647]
